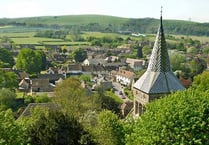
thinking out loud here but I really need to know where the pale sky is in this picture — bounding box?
[0,0,209,22]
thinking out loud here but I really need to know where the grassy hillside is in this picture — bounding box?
[0,15,209,36]
[0,15,128,26]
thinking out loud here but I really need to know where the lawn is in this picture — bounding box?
[11,37,64,44]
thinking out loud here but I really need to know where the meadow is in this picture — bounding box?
[0,25,209,50]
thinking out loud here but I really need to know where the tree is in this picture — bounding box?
[0,48,15,68]
[0,109,27,144]
[93,110,125,145]
[16,48,46,74]
[142,45,152,56]
[189,57,207,77]
[35,50,47,70]
[72,48,87,63]
[70,26,81,41]
[0,88,16,110]
[169,52,186,71]
[53,78,100,118]
[137,45,143,58]
[126,89,209,145]
[192,71,209,91]
[0,70,18,90]
[186,46,199,55]
[20,108,95,145]
[176,42,186,51]
[61,45,68,54]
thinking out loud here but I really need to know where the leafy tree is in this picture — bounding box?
[21,108,95,145]
[16,48,46,74]
[34,30,68,39]
[35,50,47,70]
[137,45,143,58]
[192,71,209,91]
[142,45,152,56]
[0,109,27,144]
[34,94,51,103]
[91,39,102,46]
[169,52,186,71]
[132,43,143,58]
[93,110,125,145]
[186,46,199,55]
[72,48,87,63]
[176,42,186,51]
[202,47,209,54]
[126,89,209,145]
[96,86,121,113]
[0,88,16,110]
[0,70,18,90]
[189,57,207,77]
[61,45,68,54]
[53,78,100,118]
[0,48,15,68]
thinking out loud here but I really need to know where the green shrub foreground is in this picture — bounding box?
[126,89,209,145]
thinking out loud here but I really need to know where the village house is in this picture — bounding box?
[116,69,135,87]
[82,64,107,75]
[31,78,54,92]
[83,58,107,66]
[67,64,83,75]
[103,62,127,72]
[126,58,146,71]
[19,73,65,95]
[105,56,119,62]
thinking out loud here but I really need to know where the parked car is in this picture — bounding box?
[120,95,126,99]
[119,91,123,95]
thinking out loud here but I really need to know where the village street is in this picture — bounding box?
[112,82,130,102]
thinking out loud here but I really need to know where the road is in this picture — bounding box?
[112,82,130,102]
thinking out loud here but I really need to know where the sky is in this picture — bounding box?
[0,0,209,22]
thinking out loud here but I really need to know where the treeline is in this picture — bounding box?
[1,71,209,144]
[34,30,68,39]
[1,15,209,36]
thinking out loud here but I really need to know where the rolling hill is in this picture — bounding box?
[0,15,209,36]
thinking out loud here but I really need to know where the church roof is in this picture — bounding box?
[133,15,185,94]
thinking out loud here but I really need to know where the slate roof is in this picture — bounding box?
[19,103,61,118]
[133,16,185,94]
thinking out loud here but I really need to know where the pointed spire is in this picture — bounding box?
[133,7,185,94]
[147,7,171,72]
[160,6,163,26]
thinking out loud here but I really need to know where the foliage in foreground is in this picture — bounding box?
[126,89,209,145]
[93,110,125,145]
[192,71,209,91]
[53,78,101,118]
[19,108,95,145]
[0,109,27,145]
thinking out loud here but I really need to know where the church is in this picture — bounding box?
[132,11,185,116]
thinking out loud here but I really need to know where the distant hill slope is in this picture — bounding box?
[0,15,209,36]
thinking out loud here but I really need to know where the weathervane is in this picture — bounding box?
[161,6,163,17]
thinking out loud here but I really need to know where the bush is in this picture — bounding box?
[34,94,51,103]
[126,89,209,145]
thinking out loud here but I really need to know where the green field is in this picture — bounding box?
[0,30,208,49]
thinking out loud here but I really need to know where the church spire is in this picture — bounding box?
[160,6,163,26]
[147,6,171,72]
[133,8,185,94]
